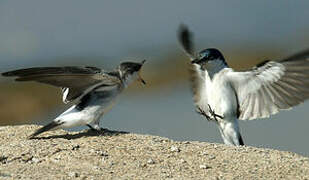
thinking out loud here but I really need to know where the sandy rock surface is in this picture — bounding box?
[0,125,308,179]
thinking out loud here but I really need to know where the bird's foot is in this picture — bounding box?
[86,124,104,132]
[197,107,213,121]
[207,104,224,121]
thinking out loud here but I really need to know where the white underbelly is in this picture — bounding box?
[56,105,101,126]
[207,81,237,119]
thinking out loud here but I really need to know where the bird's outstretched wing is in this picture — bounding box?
[178,24,211,118]
[227,50,309,120]
[2,66,121,103]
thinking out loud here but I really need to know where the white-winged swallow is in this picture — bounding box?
[178,24,309,146]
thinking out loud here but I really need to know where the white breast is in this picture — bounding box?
[206,69,238,118]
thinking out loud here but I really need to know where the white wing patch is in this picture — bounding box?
[228,57,309,120]
[62,88,70,103]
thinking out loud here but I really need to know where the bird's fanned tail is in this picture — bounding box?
[218,120,244,146]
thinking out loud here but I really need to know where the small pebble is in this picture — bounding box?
[93,166,100,170]
[32,158,40,163]
[101,157,107,162]
[201,151,208,155]
[72,145,80,150]
[147,158,155,164]
[152,137,163,143]
[199,164,211,169]
[109,162,115,167]
[171,146,180,152]
[208,155,216,160]
[100,152,109,157]
[68,172,79,177]
[180,159,186,163]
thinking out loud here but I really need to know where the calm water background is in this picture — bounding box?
[1,0,309,69]
[0,1,309,156]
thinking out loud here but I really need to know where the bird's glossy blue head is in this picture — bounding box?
[191,48,225,65]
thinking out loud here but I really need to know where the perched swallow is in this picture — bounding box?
[2,60,146,138]
[178,24,309,146]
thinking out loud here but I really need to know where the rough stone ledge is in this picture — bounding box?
[0,125,308,179]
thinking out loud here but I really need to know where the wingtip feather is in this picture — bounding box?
[1,71,15,77]
[177,24,195,59]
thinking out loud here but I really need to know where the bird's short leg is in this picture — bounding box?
[92,119,102,130]
[207,104,224,121]
[86,124,102,132]
[87,118,105,132]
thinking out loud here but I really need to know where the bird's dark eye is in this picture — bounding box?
[209,55,215,60]
[128,69,135,74]
[198,48,224,62]
[199,53,208,59]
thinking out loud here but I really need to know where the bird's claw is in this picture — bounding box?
[87,124,104,132]
[197,107,212,121]
[207,104,224,121]
[197,105,224,121]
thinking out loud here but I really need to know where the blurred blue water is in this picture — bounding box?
[1,0,309,70]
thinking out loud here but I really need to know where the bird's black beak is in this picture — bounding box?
[140,78,146,85]
[139,59,146,85]
[137,71,146,85]
[191,58,202,64]
[138,73,146,85]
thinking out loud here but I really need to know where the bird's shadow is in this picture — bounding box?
[29,128,129,140]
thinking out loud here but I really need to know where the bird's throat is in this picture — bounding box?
[204,60,228,79]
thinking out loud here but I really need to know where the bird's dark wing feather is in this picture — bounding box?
[2,66,121,103]
[178,24,211,117]
[228,49,309,120]
[189,64,211,117]
[178,24,196,60]
[2,66,101,76]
